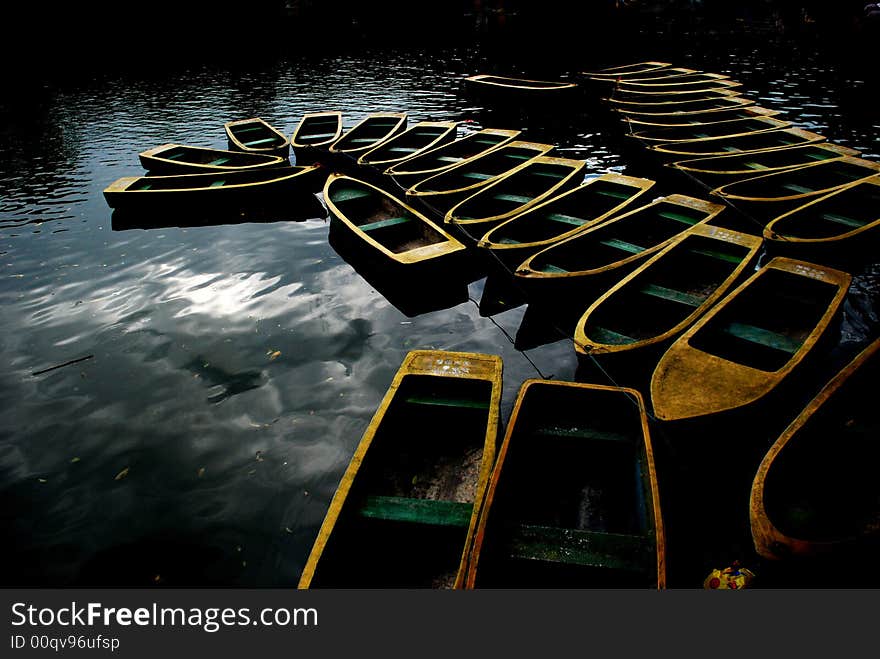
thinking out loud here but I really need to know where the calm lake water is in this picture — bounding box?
[2,26,878,588]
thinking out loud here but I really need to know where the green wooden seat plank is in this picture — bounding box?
[598,238,645,254]
[209,180,226,187]
[806,152,835,161]
[244,137,281,146]
[743,162,769,170]
[588,325,636,345]
[781,183,815,194]
[474,138,503,146]
[348,137,381,144]
[507,524,655,575]
[209,157,231,165]
[687,247,744,264]
[540,264,569,274]
[236,125,265,134]
[544,212,586,226]
[404,395,489,409]
[821,212,863,228]
[461,172,494,180]
[639,283,705,307]
[721,322,801,353]
[504,153,533,160]
[435,156,462,163]
[333,187,373,202]
[531,170,565,179]
[494,193,533,204]
[358,496,473,527]
[359,216,412,232]
[658,210,700,225]
[533,425,632,442]
[596,188,633,199]
[166,152,185,160]
[497,237,522,245]
[302,131,337,139]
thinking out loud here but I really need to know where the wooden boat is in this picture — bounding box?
[651,127,828,159]
[515,195,725,291]
[477,173,656,270]
[750,336,880,560]
[580,61,672,79]
[138,143,286,175]
[444,156,587,236]
[619,73,740,91]
[621,106,782,128]
[405,141,556,217]
[384,128,521,189]
[463,74,579,102]
[573,225,763,358]
[613,96,757,118]
[290,111,343,163]
[763,176,880,247]
[298,349,502,589]
[357,121,459,169]
[670,143,861,187]
[103,165,321,210]
[588,66,699,83]
[628,116,792,144]
[464,380,665,589]
[328,112,408,159]
[650,257,851,422]
[224,117,290,157]
[606,86,741,106]
[711,157,880,211]
[323,174,467,270]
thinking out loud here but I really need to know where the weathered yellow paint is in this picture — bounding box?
[750,336,880,560]
[671,143,860,178]
[650,257,852,421]
[580,61,672,78]
[328,112,408,156]
[289,111,343,149]
[356,121,459,167]
[384,128,521,180]
[224,117,290,157]
[622,106,782,128]
[612,96,755,118]
[464,73,579,93]
[629,116,791,144]
[298,350,503,589]
[650,127,827,158]
[138,143,285,174]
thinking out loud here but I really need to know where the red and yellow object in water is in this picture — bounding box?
[703,563,756,590]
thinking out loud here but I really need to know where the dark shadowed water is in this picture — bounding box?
[2,27,878,588]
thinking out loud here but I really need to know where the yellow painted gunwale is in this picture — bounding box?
[323,173,466,266]
[621,106,782,128]
[763,175,880,244]
[356,121,459,167]
[138,143,286,172]
[383,128,521,178]
[224,117,290,154]
[328,112,408,155]
[516,194,726,281]
[590,66,699,82]
[605,87,741,103]
[464,73,579,92]
[476,172,656,253]
[405,140,556,199]
[613,96,756,117]
[670,143,860,177]
[298,349,503,589]
[573,224,763,356]
[650,127,828,157]
[464,380,666,589]
[290,111,343,148]
[650,257,852,422]
[749,336,880,560]
[444,156,588,228]
[619,73,736,90]
[580,61,672,78]
[629,116,792,144]
[711,156,880,203]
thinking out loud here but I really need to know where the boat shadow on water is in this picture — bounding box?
[110,191,328,231]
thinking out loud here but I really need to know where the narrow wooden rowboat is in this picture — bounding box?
[619,73,738,90]
[224,117,290,157]
[477,173,656,270]
[574,225,763,358]
[750,336,880,560]
[651,127,828,159]
[290,111,343,164]
[629,116,792,144]
[328,112,408,158]
[138,143,286,175]
[298,350,502,589]
[588,66,699,83]
[606,86,741,106]
[515,195,725,290]
[103,165,321,210]
[711,156,880,210]
[357,121,459,168]
[444,157,587,236]
[670,143,861,187]
[613,96,757,118]
[464,380,665,589]
[405,141,556,217]
[622,106,782,128]
[323,174,466,270]
[650,257,851,422]
[384,128,521,189]
[463,74,580,102]
[580,61,672,79]
[763,176,880,246]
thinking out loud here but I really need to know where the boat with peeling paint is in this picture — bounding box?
[224,117,290,157]
[650,127,828,159]
[621,106,782,129]
[298,350,503,589]
[328,112,408,160]
[138,143,286,174]
[628,116,792,144]
[290,111,343,163]
[357,121,459,169]
[580,61,672,79]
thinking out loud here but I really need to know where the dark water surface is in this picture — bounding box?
[2,33,878,587]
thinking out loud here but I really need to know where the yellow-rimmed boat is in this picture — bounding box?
[323,174,466,270]
[613,95,757,118]
[138,143,286,175]
[749,336,880,560]
[444,156,587,236]
[298,349,503,589]
[574,225,763,359]
[650,257,851,422]
[651,127,828,158]
[385,128,521,189]
[589,66,699,83]
[621,105,782,128]
[629,116,792,144]
[357,121,459,169]
[580,61,672,79]
[405,141,556,217]
[463,74,580,102]
[290,111,343,164]
[477,172,656,270]
[763,176,880,247]
[224,117,290,157]
[606,86,741,105]
[618,73,739,91]
[464,380,665,589]
[328,112,408,159]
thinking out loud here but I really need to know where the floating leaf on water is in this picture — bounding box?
[114,467,130,481]
[268,350,281,361]
[70,457,81,464]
